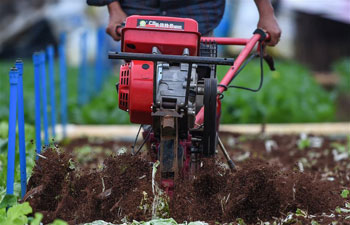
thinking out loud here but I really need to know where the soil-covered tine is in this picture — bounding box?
[218,135,236,172]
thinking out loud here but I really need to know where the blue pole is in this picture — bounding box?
[15,60,27,198]
[95,27,104,93]
[40,52,49,146]
[59,33,67,138]
[78,31,88,105]
[33,52,42,156]
[6,67,19,195]
[47,45,56,138]
[103,31,112,79]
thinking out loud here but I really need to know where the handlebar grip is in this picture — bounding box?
[253,28,270,42]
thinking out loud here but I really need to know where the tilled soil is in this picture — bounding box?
[24,134,350,224]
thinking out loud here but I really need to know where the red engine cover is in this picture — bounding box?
[121,15,200,56]
[118,60,154,124]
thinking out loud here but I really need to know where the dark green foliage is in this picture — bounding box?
[333,57,350,94]
[218,60,336,123]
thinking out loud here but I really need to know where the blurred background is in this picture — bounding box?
[0,0,349,126]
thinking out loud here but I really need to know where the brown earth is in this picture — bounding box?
[24,134,350,224]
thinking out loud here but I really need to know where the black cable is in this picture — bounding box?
[131,124,142,155]
[228,43,264,92]
[134,128,152,156]
[217,42,264,96]
[229,52,259,85]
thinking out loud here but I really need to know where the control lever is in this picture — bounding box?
[263,54,275,71]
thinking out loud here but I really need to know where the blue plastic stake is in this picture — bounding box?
[59,33,68,137]
[78,31,88,105]
[40,52,49,146]
[47,45,56,138]
[15,60,27,198]
[6,68,19,195]
[95,27,104,93]
[33,53,42,156]
[103,32,112,79]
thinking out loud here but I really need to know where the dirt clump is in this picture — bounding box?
[171,159,343,224]
[171,159,229,222]
[25,148,71,213]
[26,149,154,224]
[223,161,281,223]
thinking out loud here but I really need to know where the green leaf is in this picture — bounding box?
[30,213,43,225]
[335,206,342,214]
[0,194,17,209]
[5,202,32,225]
[68,158,76,170]
[0,138,7,153]
[311,220,320,225]
[49,219,68,225]
[341,189,349,199]
[236,218,247,225]
[295,208,307,217]
[298,139,310,150]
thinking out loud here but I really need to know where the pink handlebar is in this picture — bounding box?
[195,31,268,126]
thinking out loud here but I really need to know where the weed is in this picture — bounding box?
[297,134,311,150]
[236,218,247,225]
[341,189,349,199]
[295,208,307,218]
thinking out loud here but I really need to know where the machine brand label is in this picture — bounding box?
[137,19,184,30]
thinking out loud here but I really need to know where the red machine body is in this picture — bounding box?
[121,15,200,56]
[118,15,201,124]
[118,60,154,124]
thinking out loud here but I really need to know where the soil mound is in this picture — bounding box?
[25,149,344,224]
[25,149,154,224]
[172,160,342,224]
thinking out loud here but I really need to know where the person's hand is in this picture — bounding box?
[106,1,127,41]
[257,14,281,46]
[254,0,281,46]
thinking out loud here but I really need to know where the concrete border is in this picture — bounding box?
[54,122,350,139]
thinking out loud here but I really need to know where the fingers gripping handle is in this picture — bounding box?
[115,22,125,37]
[253,28,270,42]
[254,29,275,71]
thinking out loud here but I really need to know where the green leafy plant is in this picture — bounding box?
[218,60,336,124]
[30,213,43,225]
[0,201,67,225]
[0,202,32,225]
[298,139,311,150]
[0,122,37,199]
[236,218,247,225]
[333,58,350,95]
[311,220,320,225]
[341,189,349,199]
[0,195,17,209]
[295,208,307,217]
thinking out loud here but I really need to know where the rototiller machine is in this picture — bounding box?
[108,15,274,194]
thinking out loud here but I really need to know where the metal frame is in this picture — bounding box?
[108,52,234,65]
[195,32,269,125]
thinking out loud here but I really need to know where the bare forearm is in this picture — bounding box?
[106,1,127,41]
[253,0,281,46]
[108,1,124,16]
[254,0,275,17]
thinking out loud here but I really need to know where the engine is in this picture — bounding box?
[117,15,202,135]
